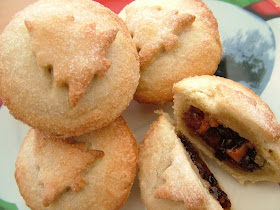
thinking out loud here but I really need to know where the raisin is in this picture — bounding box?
[183,106,204,130]
[239,148,260,171]
[247,148,257,161]
[216,126,240,140]
[202,128,222,150]
[208,174,218,185]
[209,186,231,209]
[215,148,228,161]
[220,137,245,150]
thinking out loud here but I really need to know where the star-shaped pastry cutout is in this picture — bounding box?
[125,6,195,68]
[34,131,104,207]
[25,16,118,107]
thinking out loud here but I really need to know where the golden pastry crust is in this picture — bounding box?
[0,0,139,137]
[33,132,104,207]
[124,5,195,69]
[25,15,119,107]
[15,116,138,210]
[119,0,222,105]
[173,75,280,183]
[138,113,224,209]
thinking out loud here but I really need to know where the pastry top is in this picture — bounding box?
[0,0,139,137]
[15,116,138,210]
[138,112,223,209]
[119,0,222,105]
[123,5,195,69]
[173,75,280,183]
[24,15,119,108]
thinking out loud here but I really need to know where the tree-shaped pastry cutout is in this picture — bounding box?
[154,143,206,209]
[125,6,195,68]
[34,132,104,207]
[25,16,118,107]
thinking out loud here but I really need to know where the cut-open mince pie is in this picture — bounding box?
[173,75,280,183]
[138,112,231,209]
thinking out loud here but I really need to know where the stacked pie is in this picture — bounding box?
[0,0,140,137]
[0,0,139,209]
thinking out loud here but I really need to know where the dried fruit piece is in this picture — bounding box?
[183,106,261,172]
[180,136,231,209]
[226,144,249,163]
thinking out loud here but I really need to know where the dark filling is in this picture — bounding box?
[180,135,231,209]
[183,105,261,172]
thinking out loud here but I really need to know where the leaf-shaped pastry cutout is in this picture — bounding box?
[125,6,195,68]
[154,142,206,209]
[34,131,104,207]
[25,16,118,107]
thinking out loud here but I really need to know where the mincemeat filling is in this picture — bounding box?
[183,105,261,172]
[180,135,231,209]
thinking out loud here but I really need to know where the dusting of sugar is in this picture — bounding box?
[0,0,140,136]
[125,5,195,68]
[25,15,118,107]
[34,131,104,206]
